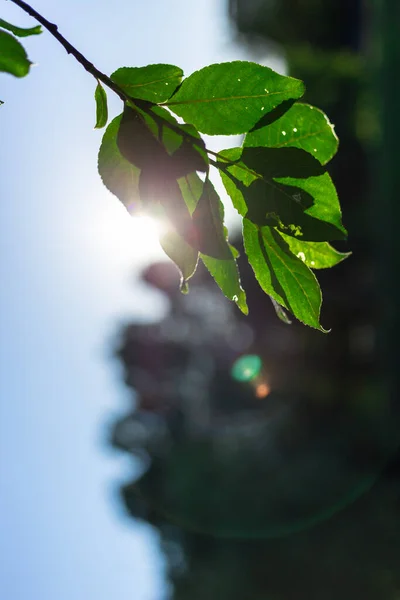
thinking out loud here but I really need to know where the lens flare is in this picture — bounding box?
[255,383,270,398]
[231,354,262,382]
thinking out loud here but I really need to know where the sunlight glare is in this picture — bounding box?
[89,202,166,269]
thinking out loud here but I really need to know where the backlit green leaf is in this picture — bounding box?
[0,18,42,37]
[243,219,327,331]
[0,30,31,77]
[270,297,292,324]
[178,172,204,214]
[202,252,248,315]
[193,179,247,313]
[94,80,108,129]
[278,234,351,269]
[245,103,338,165]
[156,178,196,247]
[111,64,183,103]
[160,228,199,286]
[117,104,171,173]
[272,172,345,239]
[218,147,253,215]
[166,61,305,135]
[114,104,207,245]
[98,114,141,212]
[117,104,207,177]
[218,147,346,241]
[143,106,208,171]
[193,178,232,259]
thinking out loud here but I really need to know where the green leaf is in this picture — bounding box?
[110,64,183,103]
[166,61,305,135]
[218,147,346,241]
[98,114,141,212]
[178,171,248,313]
[245,103,338,165]
[270,297,292,324]
[140,106,208,171]
[202,252,248,315]
[0,30,31,77]
[192,178,233,259]
[117,104,207,177]
[114,104,207,248]
[272,171,345,239]
[278,234,351,269]
[117,104,171,173]
[243,219,327,331]
[178,172,204,214]
[94,80,108,129]
[160,228,199,286]
[0,18,42,37]
[218,147,253,216]
[192,178,248,313]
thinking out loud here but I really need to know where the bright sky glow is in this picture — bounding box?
[0,1,282,599]
[88,203,165,267]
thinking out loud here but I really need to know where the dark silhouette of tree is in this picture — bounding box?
[110,250,399,599]
[109,1,400,597]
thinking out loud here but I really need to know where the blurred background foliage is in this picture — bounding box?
[109,0,400,597]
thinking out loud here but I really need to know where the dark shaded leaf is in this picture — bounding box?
[98,114,141,212]
[0,30,31,77]
[246,102,338,165]
[192,178,232,259]
[111,64,183,103]
[144,106,208,174]
[218,147,254,215]
[94,80,108,129]
[190,178,248,313]
[115,104,207,246]
[243,176,345,241]
[166,61,304,135]
[243,219,327,331]
[149,175,197,245]
[218,147,346,241]
[117,104,207,178]
[241,146,326,179]
[272,172,345,239]
[178,172,204,214]
[0,18,42,37]
[117,104,171,173]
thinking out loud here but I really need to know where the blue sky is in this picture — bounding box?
[0,1,268,598]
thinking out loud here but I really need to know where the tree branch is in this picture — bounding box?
[7,0,233,166]
[8,0,126,100]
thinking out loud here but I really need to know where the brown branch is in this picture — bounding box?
[8,0,239,168]
[9,0,127,100]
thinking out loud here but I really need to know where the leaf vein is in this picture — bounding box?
[270,128,326,148]
[166,88,300,107]
[260,228,318,318]
[116,73,181,89]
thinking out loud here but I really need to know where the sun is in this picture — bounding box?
[129,214,165,252]
[88,201,166,269]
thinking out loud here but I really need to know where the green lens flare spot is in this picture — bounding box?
[231,354,262,382]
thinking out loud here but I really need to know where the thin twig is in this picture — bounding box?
[9,0,128,99]
[8,0,247,170]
